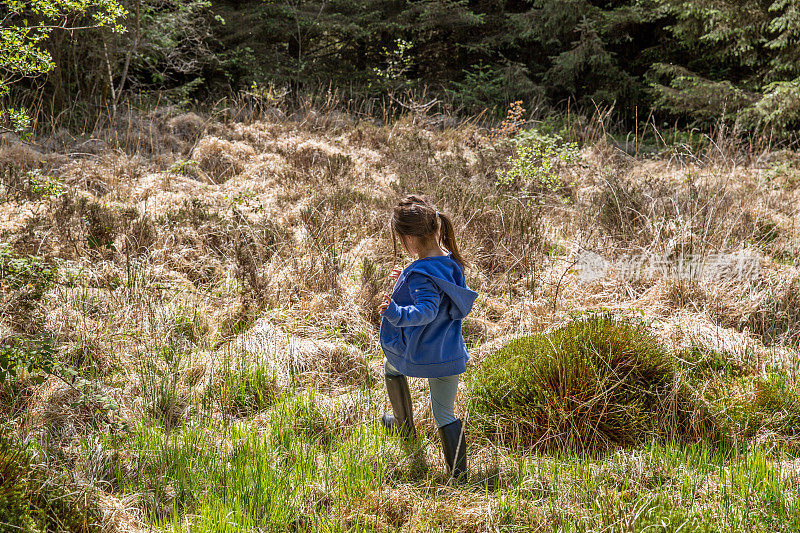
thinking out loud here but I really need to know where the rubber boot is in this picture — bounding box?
[381,374,416,439]
[438,418,467,479]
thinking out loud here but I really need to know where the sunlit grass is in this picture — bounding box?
[2,106,800,532]
[100,386,391,531]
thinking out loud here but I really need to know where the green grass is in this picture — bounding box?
[4,269,797,533]
[678,345,745,379]
[3,111,800,532]
[468,313,704,451]
[0,433,100,532]
[6,279,799,533]
[752,372,800,433]
[483,442,800,532]
[217,350,278,417]
[102,386,390,531]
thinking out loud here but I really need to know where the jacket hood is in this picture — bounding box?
[404,255,478,319]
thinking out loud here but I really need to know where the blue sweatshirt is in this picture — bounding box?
[379,254,478,378]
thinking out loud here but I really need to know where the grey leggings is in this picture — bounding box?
[384,358,459,428]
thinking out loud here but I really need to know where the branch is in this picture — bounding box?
[387,93,439,113]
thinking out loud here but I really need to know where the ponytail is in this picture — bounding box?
[437,212,467,268]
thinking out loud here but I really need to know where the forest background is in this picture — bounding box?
[3,0,800,138]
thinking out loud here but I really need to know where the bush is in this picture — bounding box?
[0,336,55,384]
[0,245,56,341]
[468,313,701,451]
[16,194,141,259]
[0,166,63,202]
[496,129,579,197]
[0,246,54,297]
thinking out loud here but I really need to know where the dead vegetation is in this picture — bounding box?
[0,102,798,531]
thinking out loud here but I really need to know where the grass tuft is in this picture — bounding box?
[750,372,800,443]
[469,313,702,451]
[218,351,278,417]
[0,433,100,532]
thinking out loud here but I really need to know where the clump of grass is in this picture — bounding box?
[356,257,384,327]
[0,432,100,532]
[747,372,800,445]
[677,345,744,380]
[694,357,800,449]
[0,433,34,530]
[747,275,800,347]
[190,136,255,183]
[138,344,190,430]
[166,112,206,143]
[218,351,278,417]
[469,313,701,451]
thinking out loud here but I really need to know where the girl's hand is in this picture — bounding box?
[377,294,391,315]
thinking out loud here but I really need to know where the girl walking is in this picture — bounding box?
[377,195,477,479]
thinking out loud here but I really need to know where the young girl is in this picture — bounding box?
[377,195,477,479]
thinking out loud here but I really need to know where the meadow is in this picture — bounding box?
[1,99,799,532]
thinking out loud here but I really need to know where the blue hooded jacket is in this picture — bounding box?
[379,254,478,378]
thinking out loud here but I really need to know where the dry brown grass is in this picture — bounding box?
[190,136,255,184]
[0,103,798,531]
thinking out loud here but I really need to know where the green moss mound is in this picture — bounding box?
[469,313,706,451]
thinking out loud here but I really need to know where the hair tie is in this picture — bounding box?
[435,210,440,217]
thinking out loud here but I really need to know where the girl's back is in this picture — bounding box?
[379,254,477,378]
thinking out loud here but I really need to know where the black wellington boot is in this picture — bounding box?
[438,418,467,479]
[381,374,416,439]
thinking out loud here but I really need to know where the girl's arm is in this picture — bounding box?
[382,273,441,327]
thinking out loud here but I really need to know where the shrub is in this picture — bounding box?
[0,336,55,384]
[490,100,527,139]
[0,246,54,297]
[468,313,701,451]
[17,194,140,259]
[168,158,201,178]
[496,129,579,196]
[0,167,62,202]
[0,246,55,336]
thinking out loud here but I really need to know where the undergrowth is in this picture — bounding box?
[0,433,99,532]
[0,103,798,531]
